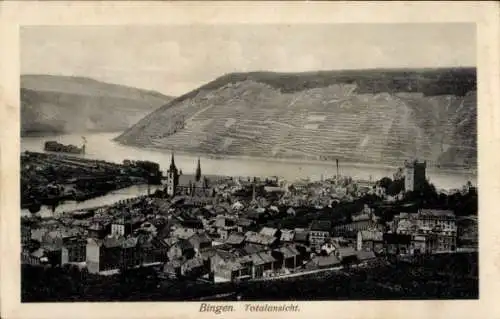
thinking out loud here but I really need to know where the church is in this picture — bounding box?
[164,153,210,196]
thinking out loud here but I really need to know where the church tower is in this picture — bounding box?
[195,157,202,182]
[166,152,179,196]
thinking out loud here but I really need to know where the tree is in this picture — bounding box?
[387,179,404,196]
[378,177,393,190]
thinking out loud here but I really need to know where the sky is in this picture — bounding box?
[21,24,476,97]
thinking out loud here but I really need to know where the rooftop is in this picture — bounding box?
[310,220,332,232]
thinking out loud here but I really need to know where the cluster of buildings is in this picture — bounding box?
[21,155,476,283]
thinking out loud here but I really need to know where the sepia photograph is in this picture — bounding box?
[17,22,480,303]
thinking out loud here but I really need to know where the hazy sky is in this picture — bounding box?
[21,24,476,96]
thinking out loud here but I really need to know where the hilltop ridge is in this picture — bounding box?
[115,68,477,169]
[21,74,173,136]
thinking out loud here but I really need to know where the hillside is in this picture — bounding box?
[21,75,173,136]
[115,68,477,169]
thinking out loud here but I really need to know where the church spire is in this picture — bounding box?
[169,152,177,172]
[195,157,201,182]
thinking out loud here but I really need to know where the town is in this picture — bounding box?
[20,153,478,300]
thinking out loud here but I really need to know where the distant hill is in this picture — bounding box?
[21,75,173,136]
[115,68,477,169]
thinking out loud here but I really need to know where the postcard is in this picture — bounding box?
[1,1,500,319]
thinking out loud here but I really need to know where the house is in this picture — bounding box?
[280,229,295,243]
[383,233,412,255]
[394,210,457,253]
[110,219,133,237]
[232,201,245,211]
[225,232,246,248]
[320,239,340,256]
[272,245,301,269]
[244,231,277,247]
[181,257,206,278]
[246,251,277,279]
[88,221,110,239]
[309,220,332,251]
[335,246,357,264]
[42,228,80,244]
[86,236,142,274]
[140,221,158,235]
[210,250,252,283]
[411,235,427,254]
[21,223,31,247]
[236,218,254,232]
[163,259,183,278]
[199,247,219,270]
[293,228,309,244]
[171,227,197,240]
[167,239,195,260]
[61,237,87,264]
[259,227,281,239]
[306,254,341,270]
[188,232,212,253]
[333,221,385,238]
[214,216,237,241]
[31,227,50,242]
[356,230,384,252]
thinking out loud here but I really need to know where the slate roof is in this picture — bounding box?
[280,229,295,242]
[249,251,276,265]
[259,227,278,237]
[310,220,332,232]
[225,232,246,245]
[242,243,267,255]
[236,218,254,227]
[419,209,455,219]
[276,245,300,258]
[293,229,309,242]
[244,231,276,246]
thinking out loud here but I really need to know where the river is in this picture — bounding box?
[21,132,476,216]
[20,184,164,218]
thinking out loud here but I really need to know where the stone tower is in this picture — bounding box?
[166,152,179,196]
[404,159,426,192]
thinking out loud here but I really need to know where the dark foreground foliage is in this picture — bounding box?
[22,253,478,302]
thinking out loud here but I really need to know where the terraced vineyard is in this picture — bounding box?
[116,69,477,168]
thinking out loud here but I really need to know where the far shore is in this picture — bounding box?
[118,141,477,178]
